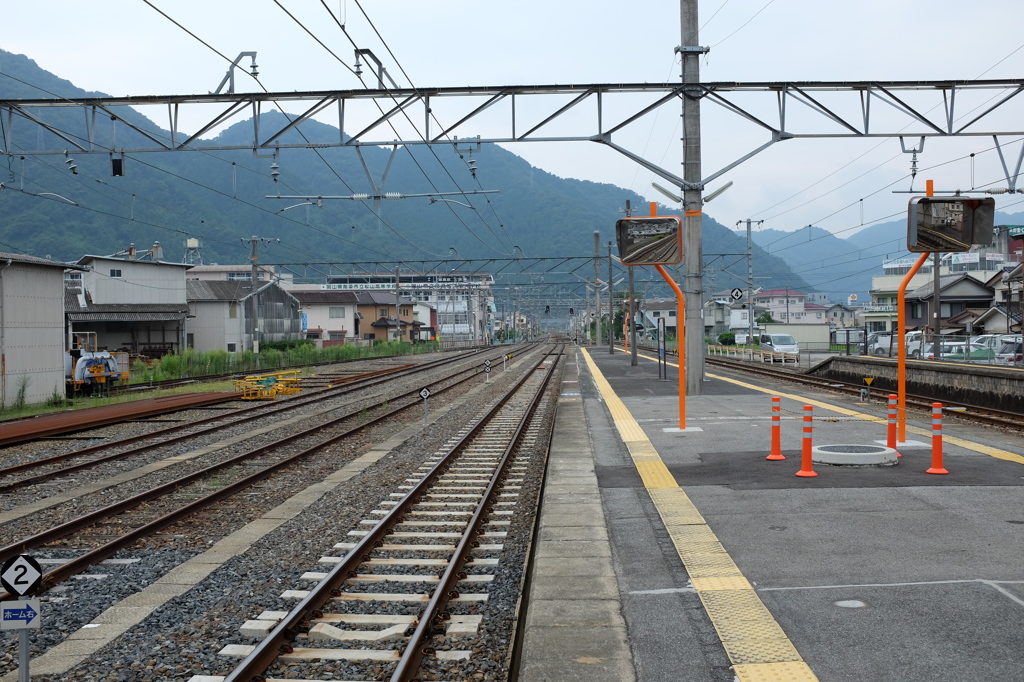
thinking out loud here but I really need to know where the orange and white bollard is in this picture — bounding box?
[767,396,785,460]
[887,394,901,457]
[796,405,818,477]
[926,402,949,474]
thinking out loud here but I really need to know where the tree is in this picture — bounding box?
[756,311,776,324]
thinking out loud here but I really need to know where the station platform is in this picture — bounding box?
[517,346,1024,682]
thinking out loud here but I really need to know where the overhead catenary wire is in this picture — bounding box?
[262,0,515,256]
[0,69,393,266]
[139,2,449,260]
[308,0,518,254]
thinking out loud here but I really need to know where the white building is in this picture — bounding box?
[68,254,191,356]
[302,271,493,345]
[0,253,82,406]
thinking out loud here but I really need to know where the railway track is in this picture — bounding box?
[0,348,539,591]
[0,350,494,489]
[213,345,563,682]
[621,342,1024,431]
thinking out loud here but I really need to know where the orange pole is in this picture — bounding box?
[897,252,930,442]
[654,264,685,429]
[887,394,901,457]
[795,405,817,477]
[767,396,785,460]
[926,402,949,474]
[926,179,934,197]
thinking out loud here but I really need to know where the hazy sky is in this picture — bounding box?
[4,0,1024,241]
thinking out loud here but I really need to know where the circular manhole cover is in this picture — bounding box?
[812,444,898,466]
[817,445,888,454]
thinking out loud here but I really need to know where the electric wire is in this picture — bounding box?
[141,1,450,260]
[311,0,517,254]
[274,0,515,255]
[0,69,392,266]
[709,0,775,48]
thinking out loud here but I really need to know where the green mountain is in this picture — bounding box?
[0,48,811,302]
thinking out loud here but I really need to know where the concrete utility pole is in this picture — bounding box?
[395,266,402,343]
[739,219,763,358]
[608,241,615,354]
[625,200,639,366]
[243,235,277,354]
[933,252,942,356]
[594,231,602,347]
[680,0,706,393]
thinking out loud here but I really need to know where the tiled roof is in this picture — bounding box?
[186,280,254,302]
[67,310,189,322]
[290,290,361,305]
[0,252,85,270]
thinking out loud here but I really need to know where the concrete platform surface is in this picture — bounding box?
[517,346,1024,682]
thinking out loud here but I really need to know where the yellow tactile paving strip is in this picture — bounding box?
[635,350,1024,466]
[581,349,819,682]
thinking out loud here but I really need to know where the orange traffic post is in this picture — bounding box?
[796,405,818,477]
[767,396,785,460]
[887,394,901,457]
[926,402,949,474]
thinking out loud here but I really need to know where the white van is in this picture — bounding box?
[759,333,800,356]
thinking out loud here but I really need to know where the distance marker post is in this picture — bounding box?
[419,387,431,426]
[2,554,43,682]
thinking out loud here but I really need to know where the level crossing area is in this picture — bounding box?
[519,345,1024,682]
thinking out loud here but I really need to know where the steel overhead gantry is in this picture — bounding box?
[5,80,1024,173]
[6,78,1024,389]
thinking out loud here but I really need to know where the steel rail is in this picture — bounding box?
[0,347,529,579]
[221,345,561,682]
[0,345,499,484]
[0,365,413,482]
[391,348,563,682]
[702,355,1024,430]
[0,348,501,485]
[622,342,1024,429]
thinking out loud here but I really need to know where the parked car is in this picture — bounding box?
[995,338,1023,365]
[759,333,800,356]
[943,344,998,362]
[868,333,897,356]
[919,342,966,360]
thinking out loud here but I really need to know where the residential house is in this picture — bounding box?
[902,274,994,334]
[973,263,1023,334]
[754,289,810,323]
[186,280,302,352]
[864,228,1021,333]
[355,291,416,343]
[642,300,678,336]
[826,303,860,329]
[289,290,362,344]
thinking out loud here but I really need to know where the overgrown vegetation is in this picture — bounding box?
[12,375,29,410]
[129,340,440,383]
